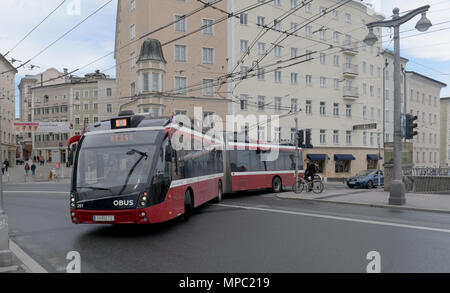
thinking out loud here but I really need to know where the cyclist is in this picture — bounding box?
[304,159,318,191]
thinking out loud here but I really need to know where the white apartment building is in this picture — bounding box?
[229,0,385,178]
[406,71,445,168]
[383,51,445,168]
[0,53,17,165]
[440,97,450,167]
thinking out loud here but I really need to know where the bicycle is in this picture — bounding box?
[292,175,324,194]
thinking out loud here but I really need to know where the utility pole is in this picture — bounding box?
[364,5,432,205]
[0,102,12,267]
[294,117,299,187]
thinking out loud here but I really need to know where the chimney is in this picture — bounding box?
[63,68,69,83]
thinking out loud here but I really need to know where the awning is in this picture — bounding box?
[334,154,356,161]
[367,154,382,160]
[307,154,329,161]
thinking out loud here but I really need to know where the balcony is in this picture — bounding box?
[342,42,359,55]
[343,86,359,100]
[343,63,359,77]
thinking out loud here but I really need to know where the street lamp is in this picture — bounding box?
[364,5,431,205]
[0,98,11,267]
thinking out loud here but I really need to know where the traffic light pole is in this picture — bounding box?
[294,118,299,187]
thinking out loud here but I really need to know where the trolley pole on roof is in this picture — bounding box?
[294,118,299,187]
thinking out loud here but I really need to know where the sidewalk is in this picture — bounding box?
[278,185,450,214]
[1,164,72,184]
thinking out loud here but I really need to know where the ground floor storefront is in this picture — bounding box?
[33,147,67,164]
[2,144,17,167]
[302,147,383,180]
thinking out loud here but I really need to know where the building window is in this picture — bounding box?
[291,98,298,112]
[175,15,186,32]
[320,102,326,116]
[346,131,352,145]
[320,130,326,145]
[258,96,265,111]
[202,48,214,64]
[107,104,112,113]
[130,52,136,69]
[346,104,352,118]
[336,160,351,173]
[143,73,149,92]
[202,19,213,35]
[240,13,248,25]
[175,45,187,62]
[240,95,248,110]
[175,77,187,94]
[240,40,248,53]
[333,130,339,145]
[291,73,298,84]
[305,100,312,115]
[130,24,136,40]
[274,97,282,113]
[202,79,214,96]
[274,71,282,83]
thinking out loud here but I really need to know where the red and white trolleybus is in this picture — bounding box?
[69,112,303,225]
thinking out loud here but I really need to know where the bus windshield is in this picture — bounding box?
[75,131,160,200]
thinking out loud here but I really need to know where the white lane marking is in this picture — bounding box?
[215,203,450,234]
[9,240,48,273]
[4,191,67,194]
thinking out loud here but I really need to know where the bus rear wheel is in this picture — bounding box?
[183,190,193,221]
[272,177,282,193]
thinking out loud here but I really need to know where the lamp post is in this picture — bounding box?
[364,5,432,205]
[0,100,12,267]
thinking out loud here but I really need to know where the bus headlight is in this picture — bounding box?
[138,192,149,208]
[70,193,77,208]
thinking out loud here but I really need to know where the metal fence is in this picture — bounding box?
[403,168,450,177]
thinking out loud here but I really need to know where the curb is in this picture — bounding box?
[276,194,450,214]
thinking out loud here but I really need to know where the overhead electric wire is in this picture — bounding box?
[1,0,113,75]
[3,0,67,57]
[30,0,271,88]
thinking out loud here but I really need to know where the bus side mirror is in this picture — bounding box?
[165,145,173,162]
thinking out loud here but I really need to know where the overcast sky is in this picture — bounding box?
[1,0,449,118]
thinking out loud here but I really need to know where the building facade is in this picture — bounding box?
[406,71,445,168]
[0,53,17,165]
[18,70,117,163]
[115,0,230,122]
[440,97,450,167]
[17,68,67,160]
[229,0,385,179]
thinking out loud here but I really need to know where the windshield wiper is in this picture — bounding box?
[127,148,148,159]
[118,149,148,195]
[77,186,114,196]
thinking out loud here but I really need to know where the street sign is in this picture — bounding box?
[353,123,377,131]
[14,122,73,134]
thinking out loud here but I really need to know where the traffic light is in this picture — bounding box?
[305,129,313,149]
[405,113,418,140]
[297,130,304,147]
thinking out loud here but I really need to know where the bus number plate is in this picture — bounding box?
[93,216,115,222]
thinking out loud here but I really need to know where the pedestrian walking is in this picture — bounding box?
[1,163,5,175]
[31,163,36,176]
[4,159,9,172]
[25,163,30,176]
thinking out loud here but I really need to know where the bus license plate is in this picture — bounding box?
[94,215,115,222]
